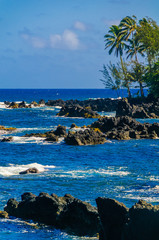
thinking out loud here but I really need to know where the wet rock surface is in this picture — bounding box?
[65,129,107,145]
[4,192,100,236]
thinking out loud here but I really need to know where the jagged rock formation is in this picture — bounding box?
[65,129,107,145]
[91,116,159,140]
[4,192,100,236]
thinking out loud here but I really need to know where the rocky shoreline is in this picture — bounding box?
[1,115,159,144]
[1,192,159,239]
[3,95,159,119]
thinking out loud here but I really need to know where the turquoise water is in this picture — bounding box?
[0,89,158,240]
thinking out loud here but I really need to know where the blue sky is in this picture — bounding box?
[0,0,159,88]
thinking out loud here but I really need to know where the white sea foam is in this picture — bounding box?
[0,163,55,177]
[17,127,53,132]
[3,135,64,145]
[52,167,130,179]
[121,194,159,203]
[12,136,45,144]
[0,102,7,109]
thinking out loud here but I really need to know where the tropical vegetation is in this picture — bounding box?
[101,16,159,97]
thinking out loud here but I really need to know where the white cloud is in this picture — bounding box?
[20,29,80,50]
[74,21,87,31]
[50,30,80,50]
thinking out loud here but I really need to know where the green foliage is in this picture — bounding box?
[102,15,159,97]
[100,64,121,97]
[144,61,159,97]
[137,18,159,63]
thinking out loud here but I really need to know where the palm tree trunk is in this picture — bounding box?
[127,85,131,98]
[120,56,131,98]
[139,82,144,97]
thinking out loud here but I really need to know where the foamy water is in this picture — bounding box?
[0,163,56,177]
[50,167,130,179]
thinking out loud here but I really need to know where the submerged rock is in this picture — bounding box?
[4,192,100,236]
[1,137,13,142]
[19,168,40,175]
[65,129,107,145]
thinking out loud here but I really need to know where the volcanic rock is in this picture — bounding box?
[65,129,107,145]
[96,197,129,240]
[4,192,100,236]
[57,104,100,118]
[91,116,159,140]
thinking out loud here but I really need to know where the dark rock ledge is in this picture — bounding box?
[56,104,101,118]
[4,192,100,237]
[3,193,159,239]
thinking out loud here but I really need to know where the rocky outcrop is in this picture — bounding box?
[39,99,45,105]
[116,98,159,118]
[65,129,107,145]
[96,198,129,240]
[4,193,159,239]
[46,99,65,107]
[7,101,31,109]
[46,98,120,112]
[4,192,100,236]
[124,200,159,240]
[0,211,9,218]
[19,168,40,175]
[91,116,159,140]
[24,125,67,142]
[0,125,16,132]
[31,101,40,107]
[57,105,100,118]
[96,198,159,240]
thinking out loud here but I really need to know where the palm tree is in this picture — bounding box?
[104,25,132,97]
[119,16,145,97]
[104,25,124,58]
[125,38,145,59]
[119,16,138,59]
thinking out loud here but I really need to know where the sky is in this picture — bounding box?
[0,0,159,89]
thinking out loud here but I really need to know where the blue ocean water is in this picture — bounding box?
[0,89,158,240]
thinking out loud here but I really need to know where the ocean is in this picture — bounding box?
[0,88,158,240]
